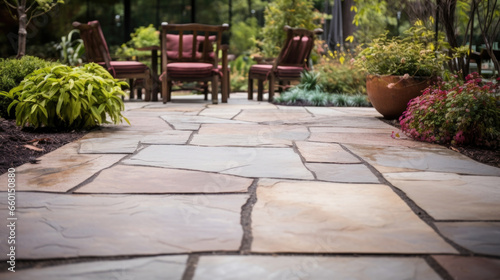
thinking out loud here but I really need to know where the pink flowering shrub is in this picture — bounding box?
[400,73,500,148]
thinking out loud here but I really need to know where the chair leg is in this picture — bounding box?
[248,78,253,100]
[222,72,228,103]
[227,70,231,99]
[211,76,219,104]
[144,70,152,102]
[204,82,209,101]
[162,75,168,103]
[257,79,264,101]
[269,75,275,102]
[167,81,172,102]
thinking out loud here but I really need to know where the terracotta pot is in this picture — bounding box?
[366,74,434,119]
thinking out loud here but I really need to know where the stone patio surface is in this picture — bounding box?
[0,92,499,279]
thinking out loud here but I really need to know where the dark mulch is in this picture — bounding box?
[0,118,87,175]
[381,118,500,169]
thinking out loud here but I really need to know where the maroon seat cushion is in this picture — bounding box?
[249,64,304,78]
[165,62,214,78]
[99,61,148,75]
[166,34,216,60]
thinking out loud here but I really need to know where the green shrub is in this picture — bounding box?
[400,73,500,148]
[259,0,320,57]
[314,49,366,95]
[115,24,159,60]
[0,56,59,118]
[1,63,129,129]
[230,55,256,92]
[54,29,85,66]
[274,72,370,107]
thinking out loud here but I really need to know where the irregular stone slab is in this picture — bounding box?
[199,107,241,119]
[191,124,309,147]
[252,179,457,254]
[309,127,428,147]
[161,114,250,130]
[295,142,361,163]
[78,137,141,154]
[193,256,441,280]
[284,116,394,129]
[1,256,187,280]
[0,192,248,259]
[304,106,349,116]
[144,102,206,113]
[436,222,500,256]
[385,172,500,220]
[306,163,380,183]
[433,255,500,280]
[234,108,312,123]
[77,165,253,193]
[331,107,384,117]
[0,143,124,192]
[347,144,500,176]
[140,130,192,145]
[124,145,314,180]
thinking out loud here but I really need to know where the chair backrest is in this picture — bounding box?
[274,26,323,69]
[161,22,229,66]
[72,21,112,67]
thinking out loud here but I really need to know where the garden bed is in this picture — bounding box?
[0,119,87,175]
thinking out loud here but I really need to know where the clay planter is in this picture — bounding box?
[366,74,434,119]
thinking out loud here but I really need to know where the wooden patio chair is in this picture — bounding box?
[160,22,229,104]
[73,21,153,101]
[248,26,323,102]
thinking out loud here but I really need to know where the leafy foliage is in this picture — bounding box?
[54,29,84,66]
[230,55,256,92]
[0,63,129,129]
[230,18,260,56]
[355,26,449,77]
[259,0,320,57]
[273,71,371,107]
[400,73,500,148]
[115,24,159,59]
[314,48,366,94]
[0,56,59,118]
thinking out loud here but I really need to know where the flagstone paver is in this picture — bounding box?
[435,222,500,256]
[283,116,395,129]
[160,114,250,130]
[234,108,312,123]
[0,143,125,192]
[251,179,457,254]
[0,192,247,259]
[295,141,361,163]
[77,165,253,193]
[193,256,441,280]
[309,127,430,147]
[199,107,242,119]
[384,172,500,220]
[124,145,314,180]
[346,144,500,175]
[1,256,187,280]
[433,255,500,280]
[191,123,309,147]
[306,163,380,183]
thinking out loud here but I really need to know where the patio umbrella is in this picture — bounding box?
[328,0,343,51]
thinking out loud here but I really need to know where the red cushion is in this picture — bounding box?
[99,61,148,75]
[166,34,216,60]
[165,62,214,78]
[249,64,304,78]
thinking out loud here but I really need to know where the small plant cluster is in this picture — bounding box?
[274,71,371,107]
[0,56,59,118]
[400,73,500,148]
[314,47,366,95]
[355,26,449,78]
[115,24,159,61]
[230,56,256,92]
[1,63,129,130]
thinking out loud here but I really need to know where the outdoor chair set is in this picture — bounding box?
[74,20,322,104]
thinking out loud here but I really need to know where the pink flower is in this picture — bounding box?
[387,83,395,89]
[402,73,410,80]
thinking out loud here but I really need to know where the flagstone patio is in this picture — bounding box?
[0,92,499,279]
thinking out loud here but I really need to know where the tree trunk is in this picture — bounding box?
[16,0,28,58]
